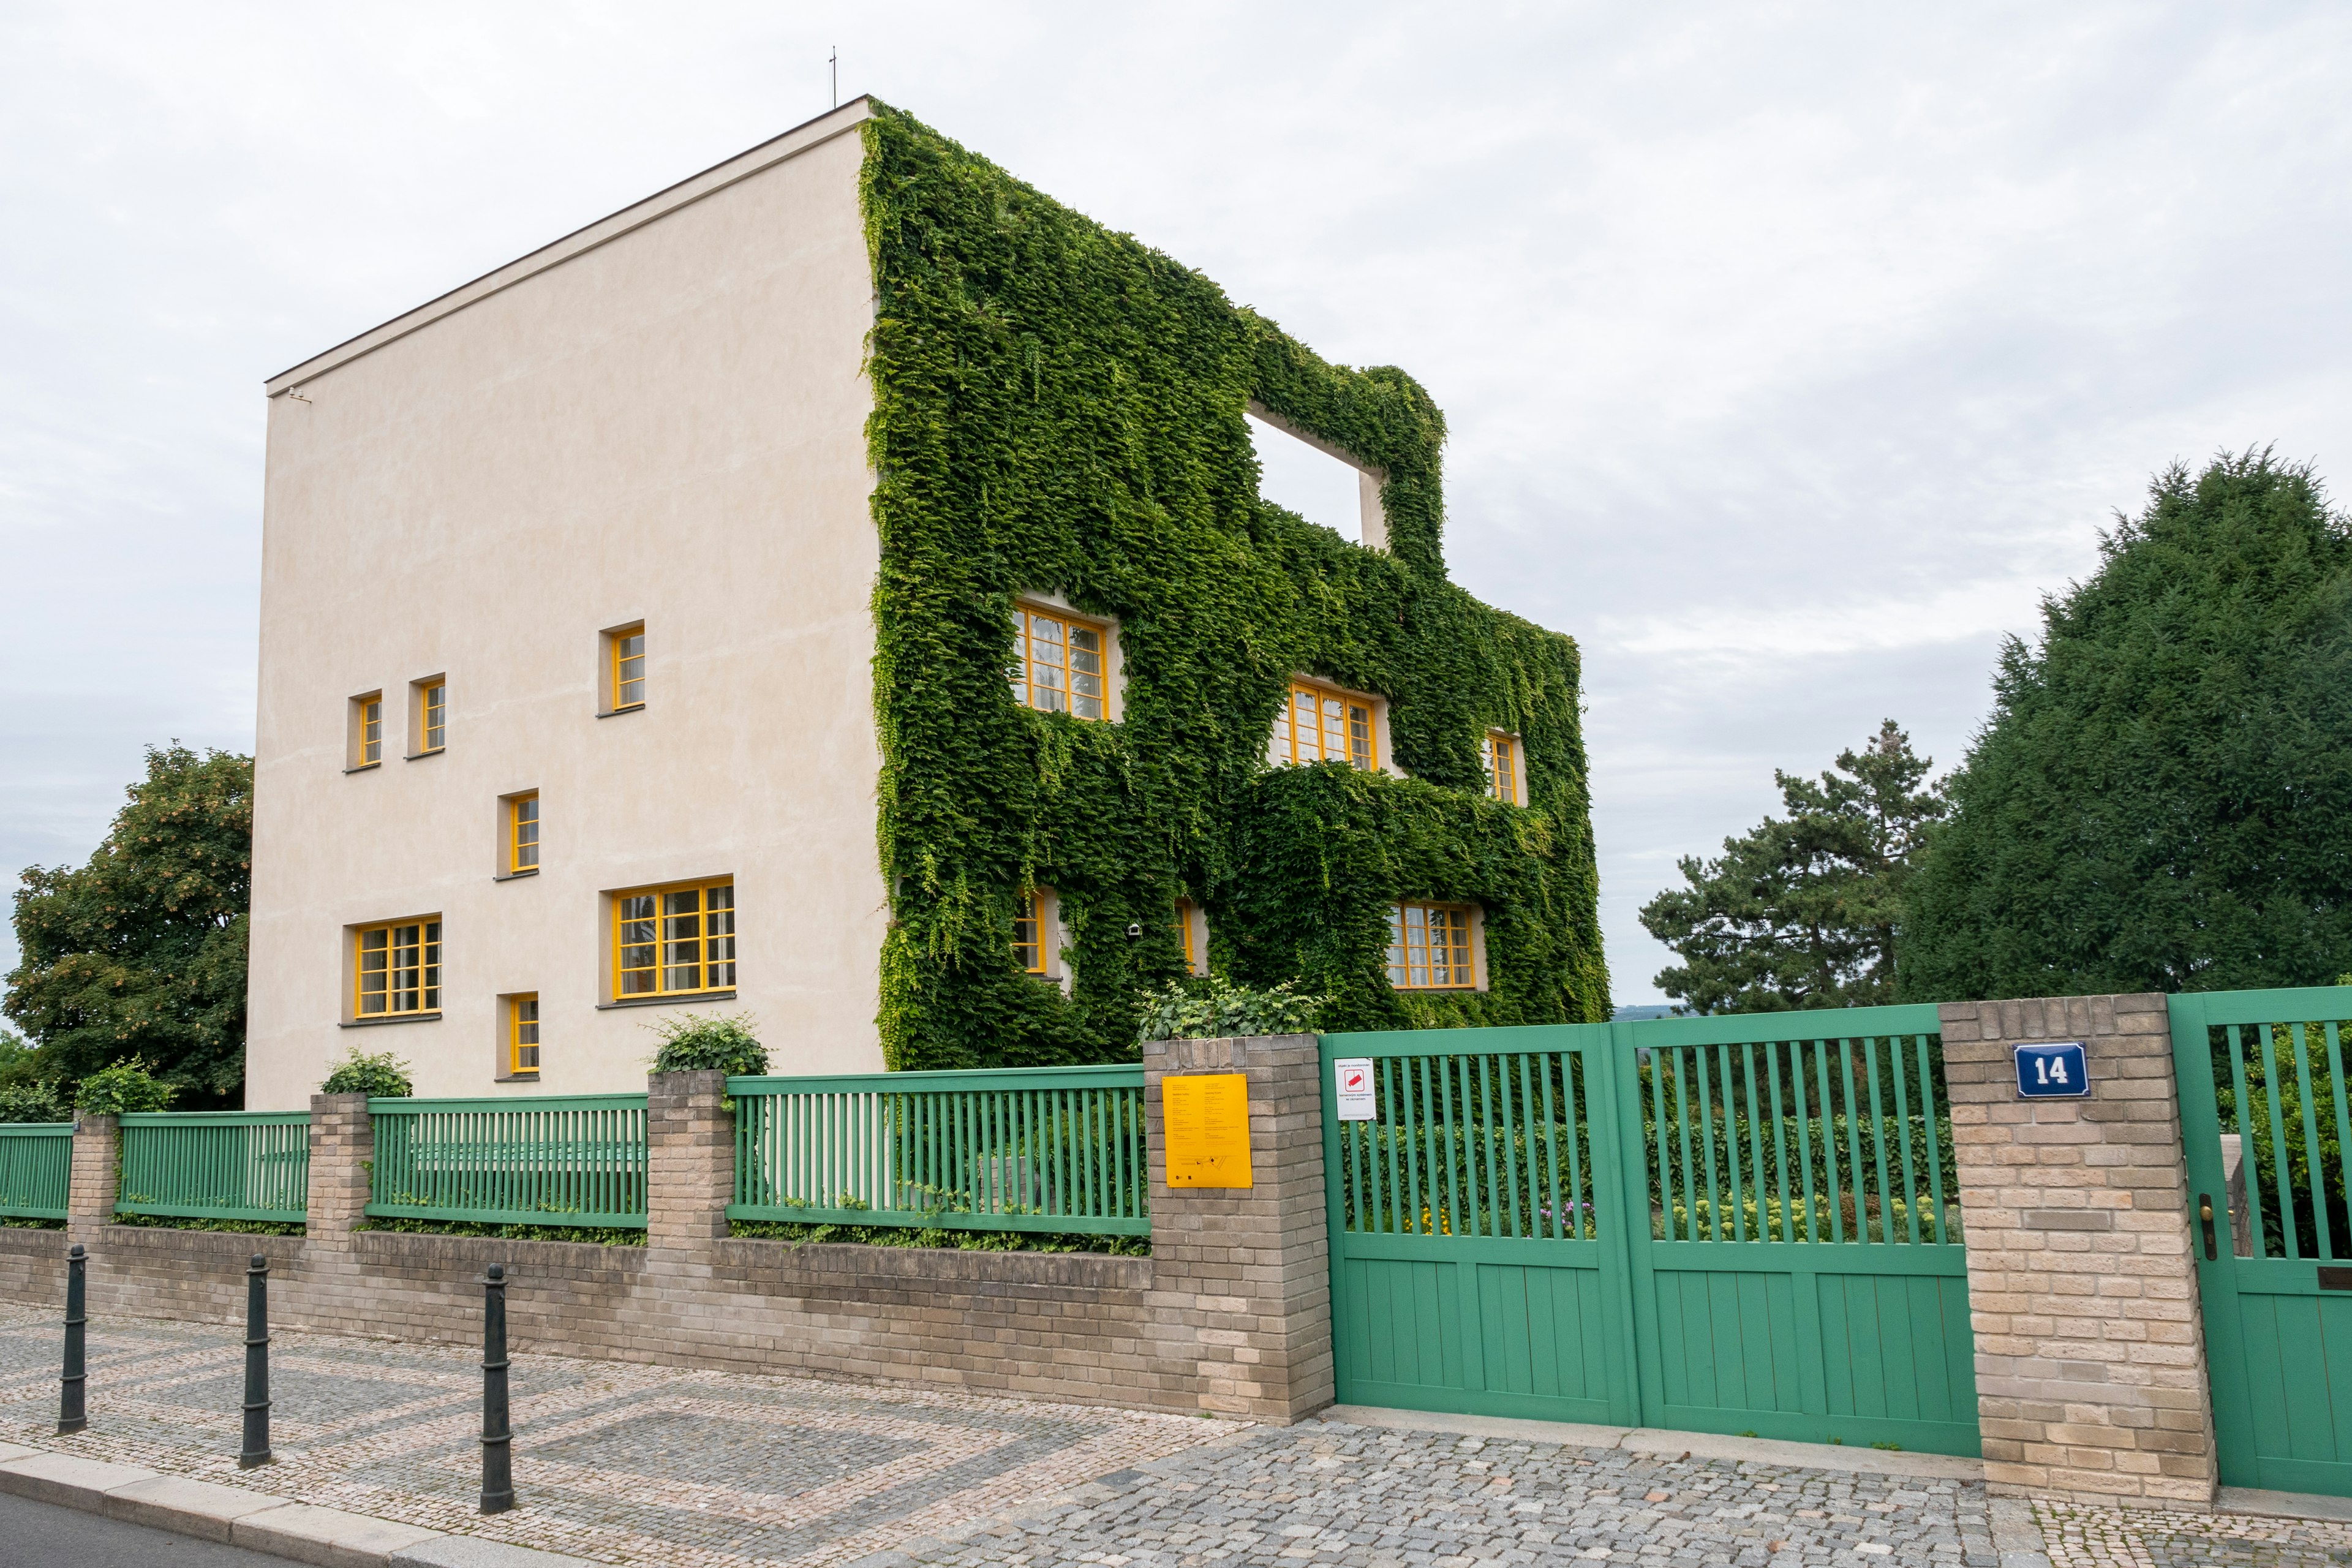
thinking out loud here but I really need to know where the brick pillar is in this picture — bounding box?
[1940,994,2217,1509]
[66,1113,118,1253]
[1142,1033,1332,1422]
[647,1070,731,1250]
[306,1092,374,1242]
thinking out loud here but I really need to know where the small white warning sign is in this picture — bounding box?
[1334,1057,1377,1121]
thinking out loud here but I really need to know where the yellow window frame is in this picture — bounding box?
[1272,680,1378,771]
[1483,730,1518,804]
[1175,898,1196,972]
[1011,605,1109,721]
[1386,902,1476,990]
[509,793,541,873]
[354,919,441,1017]
[355,693,384,767]
[510,993,540,1076]
[612,878,735,1000]
[1013,889,1047,974]
[419,680,447,753]
[611,625,646,712]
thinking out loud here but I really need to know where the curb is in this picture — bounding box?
[0,1441,596,1568]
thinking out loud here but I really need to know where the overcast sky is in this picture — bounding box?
[5,3,2350,1003]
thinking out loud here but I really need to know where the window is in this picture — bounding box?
[355,920,440,1016]
[610,625,646,711]
[1272,680,1377,770]
[1014,890,1047,974]
[510,995,540,1076]
[353,693,384,768]
[1387,902,1475,990]
[1483,731,1519,804]
[509,793,540,873]
[1012,605,1107,720]
[418,680,447,754]
[614,879,734,998]
[1175,899,1196,971]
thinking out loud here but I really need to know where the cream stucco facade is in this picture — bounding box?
[246,102,888,1107]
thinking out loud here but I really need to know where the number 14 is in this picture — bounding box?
[2036,1055,2069,1086]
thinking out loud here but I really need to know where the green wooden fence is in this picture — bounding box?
[1324,1006,1977,1455]
[368,1095,649,1229]
[728,1066,1149,1235]
[118,1112,311,1223]
[0,1123,73,1221]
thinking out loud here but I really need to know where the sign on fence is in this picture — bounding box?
[1333,1058,1376,1121]
[2015,1041,2090,1099]
[1163,1074,1252,1188]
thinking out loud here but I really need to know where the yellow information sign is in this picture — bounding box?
[1163,1072,1253,1188]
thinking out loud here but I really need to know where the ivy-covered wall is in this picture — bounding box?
[862,105,1608,1069]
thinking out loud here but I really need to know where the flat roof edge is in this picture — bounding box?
[264,96,877,394]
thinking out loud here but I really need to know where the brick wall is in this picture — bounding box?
[1939,994,2217,1509]
[10,1050,1334,1423]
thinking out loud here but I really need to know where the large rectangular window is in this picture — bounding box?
[1483,730,1518,804]
[353,693,384,768]
[510,793,540,873]
[510,994,540,1076]
[1013,890,1047,974]
[1386,902,1474,990]
[614,879,734,998]
[611,626,646,711]
[419,680,447,754]
[355,920,440,1016]
[1011,605,1107,720]
[1272,680,1377,770]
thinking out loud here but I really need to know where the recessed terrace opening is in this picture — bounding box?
[1246,402,1388,551]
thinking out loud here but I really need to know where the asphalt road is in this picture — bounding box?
[0,1489,287,1564]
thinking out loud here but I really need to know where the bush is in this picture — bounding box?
[360,1217,645,1246]
[322,1047,413,1098]
[647,1012,769,1077]
[74,1058,173,1115]
[0,1081,68,1124]
[1136,977,1324,1044]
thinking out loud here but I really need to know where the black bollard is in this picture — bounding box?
[58,1243,86,1435]
[478,1262,513,1514]
[239,1254,271,1468]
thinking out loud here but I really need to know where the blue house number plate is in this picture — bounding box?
[2015,1041,2090,1099]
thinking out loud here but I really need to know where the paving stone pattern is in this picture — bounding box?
[2036,1502,2352,1567]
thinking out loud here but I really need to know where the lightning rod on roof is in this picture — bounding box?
[831,47,838,109]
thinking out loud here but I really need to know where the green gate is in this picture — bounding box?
[2172,986,2352,1497]
[1321,1005,1978,1455]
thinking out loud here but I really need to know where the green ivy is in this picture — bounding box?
[862,105,1608,1069]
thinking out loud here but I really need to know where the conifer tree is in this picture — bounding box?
[1902,451,2352,999]
[1640,721,1943,1013]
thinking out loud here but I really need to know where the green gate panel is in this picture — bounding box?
[2172,987,2352,1498]
[1323,1012,1979,1455]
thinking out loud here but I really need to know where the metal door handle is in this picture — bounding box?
[2200,1194,2217,1261]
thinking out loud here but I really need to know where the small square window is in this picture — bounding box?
[355,919,442,1016]
[1011,605,1109,721]
[1272,680,1378,771]
[612,878,734,999]
[1386,902,1475,990]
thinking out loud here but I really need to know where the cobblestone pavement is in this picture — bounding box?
[2035,1501,2352,1567]
[9,1302,2352,1565]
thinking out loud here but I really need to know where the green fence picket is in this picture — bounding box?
[365,1095,647,1228]
[116,1113,310,1223]
[726,1065,1148,1236]
[0,1124,73,1220]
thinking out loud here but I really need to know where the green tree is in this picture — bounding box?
[1639,721,1945,1013]
[5,745,251,1106]
[1903,451,2352,1000]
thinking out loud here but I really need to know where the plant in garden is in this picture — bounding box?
[321,1047,413,1097]
[72,1057,174,1115]
[646,1011,770,1077]
[0,1080,69,1123]
[1134,976,1324,1042]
